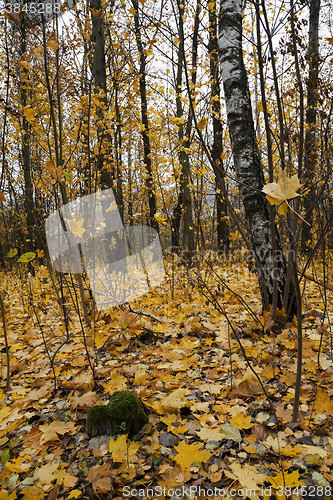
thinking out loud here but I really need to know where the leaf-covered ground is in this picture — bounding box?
[0,261,332,500]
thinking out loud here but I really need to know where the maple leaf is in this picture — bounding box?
[67,490,82,499]
[154,212,167,224]
[63,473,78,489]
[267,470,302,498]
[174,441,212,469]
[23,106,36,123]
[229,412,253,430]
[153,388,189,414]
[108,434,139,463]
[197,117,208,131]
[45,159,65,183]
[199,382,222,395]
[196,424,225,442]
[47,33,59,51]
[70,391,98,410]
[18,485,45,499]
[227,462,267,490]
[119,311,143,332]
[262,167,301,214]
[65,218,86,238]
[39,421,76,445]
[20,61,33,71]
[34,460,59,489]
[103,373,127,393]
[313,388,333,414]
[86,464,113,494]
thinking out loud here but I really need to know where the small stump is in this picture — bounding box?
[87,390,148,438]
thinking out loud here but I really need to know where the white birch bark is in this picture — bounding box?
[218,0,287,308]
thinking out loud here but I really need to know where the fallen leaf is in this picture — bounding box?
[174,441,212,469]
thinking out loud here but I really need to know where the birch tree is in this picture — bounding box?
[218,0,287,310]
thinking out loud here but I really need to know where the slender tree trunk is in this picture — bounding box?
[114,79,124,220]
[218,0,287,309]
[302,0,320,250]
[132,0,158,231]
[171,0,195,259]
[208,0,229,253]
[20,21,34,255]
[91,0,112,190]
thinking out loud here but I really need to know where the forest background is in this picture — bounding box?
[0,0,333,498]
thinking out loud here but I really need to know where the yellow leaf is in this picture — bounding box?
[54,469,67,485]
[0,407,12,424]
[129,5,136,14]
[199,383,222,395]
[23,106,36,122]
[262,168,301,214]
[0,491,16,500]
[86,464,113,494]
[6,456,31,473]
[174,37,180,46]
[103,373,127,393]
[70,391,98,410]
[313,388,333,414]
[160,414,178,432]
[109,434,139,463]
[156,388,189,413]
[34,461,59,488]
[196,425,225,442]
[63,473,78,489]
[65,218,86,238]
[39,421,76,445]
[68,490,82,499]
[20,485,46,500]
[300,445,328,458]
[20,61,33,71]
[228,462,267,490]
[267,470,302,498]
[174,441,212,469]
[257,101,263,113]
[47,33,59,51]
[197,117,208,131]
[154,212,167,224]
[45,159,64,182]
[105,200,117,212]
[229,412,253,430]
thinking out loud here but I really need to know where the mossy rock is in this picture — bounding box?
[87,390,148,438]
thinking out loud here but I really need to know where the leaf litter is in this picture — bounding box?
[0,260,332,499]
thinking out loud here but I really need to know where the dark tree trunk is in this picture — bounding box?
[208,0,229,254]
[132,0,158,231]
[218,0,287,309]
[114,79,124,221]
[20,21,34,256]
[301,0,320,250]
[170,0,196,259]
[91,0,112,190]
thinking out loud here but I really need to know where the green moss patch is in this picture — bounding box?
[87,390,148,438]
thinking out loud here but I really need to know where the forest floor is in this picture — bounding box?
[0,258,332,500]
